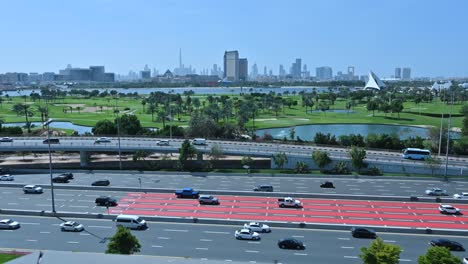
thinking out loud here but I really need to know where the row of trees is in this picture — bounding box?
[106,225,464,264]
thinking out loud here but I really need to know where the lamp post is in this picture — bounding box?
[443,91,454,181]
[43,118,56,213]
[117,114,122,170]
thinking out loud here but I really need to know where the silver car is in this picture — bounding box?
[439,204,461,215]
[0,174,14,181]
[60,221,84,232]
[23,185,43,194]
[0,219,20,229]
[425,188,448,196]
[243,222,271,233]
[235,229,260,240]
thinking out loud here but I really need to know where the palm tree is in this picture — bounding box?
[157,110,166,128]
[147,103,156,122]
[12,103,33,133]
[36,105,49,127]
[141,99,147,112]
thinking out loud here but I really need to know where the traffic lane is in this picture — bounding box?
[1,216,468,263]
[0,188,125,213]
[6,172,468,197]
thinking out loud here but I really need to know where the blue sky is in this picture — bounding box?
[1,0,467,77]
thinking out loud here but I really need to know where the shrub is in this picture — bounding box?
[360,166,383,176]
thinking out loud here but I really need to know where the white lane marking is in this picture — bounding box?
[203,231,229,234]
[67,241,79,244]
[399,259,412,262]
[344,256,358,259]
[80,233,90,236]
[27,240,37,242]
[68,205,89,208]
[248,241,260,244]
[294,253,308,256]
[225,260,232,262]
[87,226,112,229]
[18,197,30,200]
[157,237,170,240]
[200,239,212,242]
[40,231,50,234]
[21,222,40,225]
[384,240,396,243]
[36,204,50,207]
[7,203,18,205]
[245,250,259,253]
[338,238,350,240]
[152,245,163,248]
[196,248,208,250]
[292,235,304,238]
[163,229,188,232]
[341,246,354,249]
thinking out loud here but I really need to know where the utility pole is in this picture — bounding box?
[443,91,454,181]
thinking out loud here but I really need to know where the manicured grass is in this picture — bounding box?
[0,95,464,132]
[0,253,21,263]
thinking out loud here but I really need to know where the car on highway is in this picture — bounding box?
[157,140,170,146]
[60,221,84,232]
[253,185,273,192]
[192,138,207,145]
[52,175,69,183]
[351,227,377,238]
[92,179,110,186]
[59,173,74,180]
[115,215,147,230]
[320,181,335,188]
[175,188,200,198]
[43,138,60,144]
[95,137,111,144]
[0,137,13,142]
[95,196,118,206]
[463,257,468,264]
[235,228,260,240]
[0,174,14,181]
[425,188,448,196]
[243,222,271,233]
[23,185,43,194]
[198,195,220,205]
[277,238,305,250]
[453,192,468,200]
[439,204,461,215]
[430,239,465,251]
[0,219,20,229]
[278,197,302,208]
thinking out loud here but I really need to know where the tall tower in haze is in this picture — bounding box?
[179,48,183,69]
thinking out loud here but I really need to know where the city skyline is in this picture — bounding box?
[0,0,467,78]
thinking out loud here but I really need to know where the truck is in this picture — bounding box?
[175,187,200,198]
[278,197,302,208]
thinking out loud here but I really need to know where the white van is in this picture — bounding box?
[192,138,206,145]
[115,215,147,230]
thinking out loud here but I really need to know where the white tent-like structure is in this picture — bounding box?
[364,71,386,90]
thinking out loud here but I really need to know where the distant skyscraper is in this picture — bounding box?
[263,66,267,76]
[238,58,248,81]
[402,67,411,80]
[291,58,302,79]
[174,48,195,76]
[251,63,258,79]
[223,50,239,81]
[316,66,333,80]
[347,66,355,77]
[279,64,286,78]
[395,67,401,79]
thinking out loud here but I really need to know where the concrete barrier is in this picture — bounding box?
[1,208,467,237]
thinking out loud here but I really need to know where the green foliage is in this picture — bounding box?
[209,143,224,161]
[241,156,253,167]
[314,132,338,145]
[328,161,350,174]
[92,119,117,135]
[186,113,219,138]
[178,139,196,168]
[0,126,23,135]
[132,150,151,161]
[115,114,146,135]
[294,161,309,173]
[312,150,332,170]
[339,134,365,147]
[424,157,442,176]
[360,237,402,264]
[418,246,462,264]
[367,100,379,116]
[349,146,367,172]
[106,226,141,255]
[272,152,288,169]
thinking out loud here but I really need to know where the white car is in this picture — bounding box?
[95,137,111,143]
[0,137,13,142]
[0,219,20,229]
[425,188,448,196]
[0,174,14,181]
[243,222,271,233]
[157,140,170,146]
[463,257,468,264]
[60,221,84,232]
[23,185,43,194]
[439,204,461,215]
[235,228,261,240]
[453,193,468,200]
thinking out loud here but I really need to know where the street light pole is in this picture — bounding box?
[117,115,122,170]
[44,118,56,213]
[443,92,454,181]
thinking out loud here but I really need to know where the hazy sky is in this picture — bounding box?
[1,0,467,77]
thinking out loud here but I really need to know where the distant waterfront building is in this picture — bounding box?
[402,67,411,80]
[238,58,248,81]
[174,49,196,76]
[291,58,302,79]
[395,67,402,79]
[223,50,239,81]
[364,71,386,90]
[42,72,55,82]
[263,66,267,76]
[316,66,333,81]
[140,70,151,79]
[251,63,258,80]
[279,64,286,79]
[57,65,114,82]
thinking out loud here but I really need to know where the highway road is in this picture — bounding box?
[1,215,467,263]
[4,171,468,197]
[1,137,467,168]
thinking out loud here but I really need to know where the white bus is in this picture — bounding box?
[402,148,431,160]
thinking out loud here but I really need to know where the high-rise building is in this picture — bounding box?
[238,58,248,81]
[251,63,258,79]
[140,70,151,79]
[263,66,267,76]
[279,65,286,78]
[291,58,302,79]
[223,50,239,81]
[395,67,401,79]
[402,67,411,80]
[316,66,333,80]
[174,48,195,76]
[90,66,105,82]
[347,66,355,78]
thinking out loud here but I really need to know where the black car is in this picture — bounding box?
[430,239,465,251]
[277,238,305,250]
[95,196,118,207]
[43,138,60,144]
[92,180,110,186]
[59,173,74,180]
[351,227,377,238]
[52,175,69,183]
[320,181,335,188]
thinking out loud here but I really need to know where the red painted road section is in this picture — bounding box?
[109,193,468,230]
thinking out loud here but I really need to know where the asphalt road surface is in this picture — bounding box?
[4,171,468,197]
[1,215,467,263]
